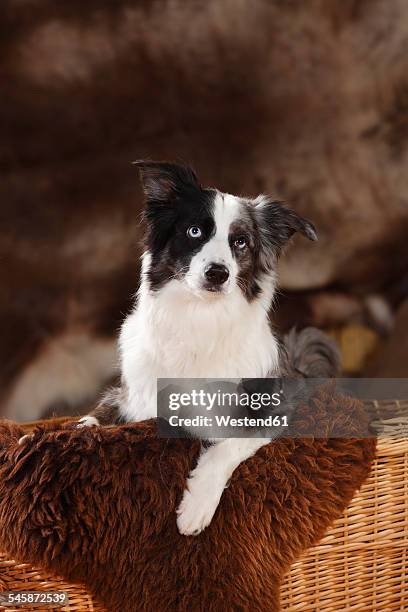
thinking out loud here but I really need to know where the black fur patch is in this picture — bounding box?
[228,211,263,301]
[135,161,216,291]
[254,196,317,264]
[230,198,317,302]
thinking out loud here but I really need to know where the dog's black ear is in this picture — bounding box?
[281,207,318,242]
[133,161,200,202]
[254,196,317,250]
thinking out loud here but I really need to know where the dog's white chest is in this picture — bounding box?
[119,287,279,420]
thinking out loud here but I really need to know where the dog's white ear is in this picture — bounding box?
[133,161,199,202]
[253,195,318,244]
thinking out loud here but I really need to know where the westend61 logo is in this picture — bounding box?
[157,377,408,439]
[166,387,288,431]
[168,388,282,411]
[157,379,294,438]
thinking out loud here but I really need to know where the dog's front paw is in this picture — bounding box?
[18,433,33,445]
[77,416,99,428]
[176,479,223,536]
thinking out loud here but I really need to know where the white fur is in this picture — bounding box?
[84,191,280,535]
[176,437,270,535]
[120,193,278,423]
[119,269,277,534]
[186,193,240,295]
[119,259,278,422]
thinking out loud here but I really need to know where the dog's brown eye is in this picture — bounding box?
[234,236,247,249]
[187,226,202,239]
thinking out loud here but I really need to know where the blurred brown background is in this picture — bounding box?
[2,0,408,421]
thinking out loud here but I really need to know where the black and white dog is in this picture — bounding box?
[77,161,332,535]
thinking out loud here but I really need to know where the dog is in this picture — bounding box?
[69,160,341,537]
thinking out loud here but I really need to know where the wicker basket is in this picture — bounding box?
[0,424,407,610]
[281,436,408,611]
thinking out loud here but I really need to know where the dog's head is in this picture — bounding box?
[135,161,317,301]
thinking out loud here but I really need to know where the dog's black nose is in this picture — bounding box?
[204,263,229,285]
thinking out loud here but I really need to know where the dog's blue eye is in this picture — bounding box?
[234,236,247,249]
[187,226,202,239]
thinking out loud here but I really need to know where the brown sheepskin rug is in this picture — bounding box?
[0,387,375,612]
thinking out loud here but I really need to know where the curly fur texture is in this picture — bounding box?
[0,388,375,611]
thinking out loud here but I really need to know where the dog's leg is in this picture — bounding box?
[78,386,125,427]
[176,437,271,536]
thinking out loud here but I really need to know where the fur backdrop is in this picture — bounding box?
[2,0,408,419]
